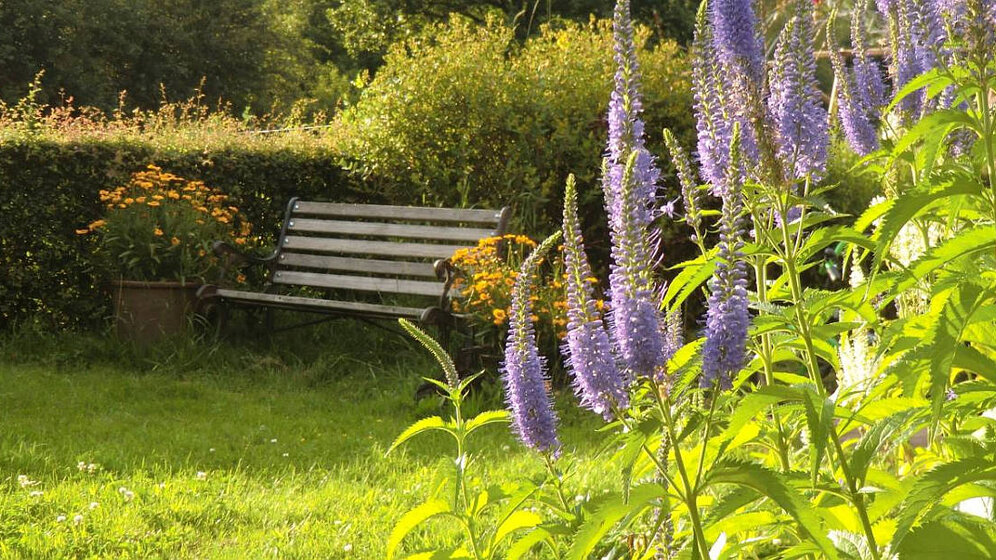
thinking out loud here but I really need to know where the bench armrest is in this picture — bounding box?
[211,241,278,283]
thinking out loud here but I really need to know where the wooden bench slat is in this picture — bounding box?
[282,236,467,259]
[271,270,449,297]
[287,218,496,242]
[292,201,503,224]
[278,253,437,277]
[214,289,424,318]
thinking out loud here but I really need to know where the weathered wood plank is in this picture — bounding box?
[214,289,424,318]
[277,252,438,277]
[282,236,467,259]
[271,270,451,297]
[292,201,503,224]
[287,218,496,242]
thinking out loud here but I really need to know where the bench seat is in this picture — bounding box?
[197,198,510,333]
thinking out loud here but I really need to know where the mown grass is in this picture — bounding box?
[0,324,610,558]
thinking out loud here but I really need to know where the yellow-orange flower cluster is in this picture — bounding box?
[76,164,255,282]
[449,234,596,342]
[85,165,251,243]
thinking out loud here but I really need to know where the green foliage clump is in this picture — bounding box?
[0,116,363,329]
[333,16,694,234]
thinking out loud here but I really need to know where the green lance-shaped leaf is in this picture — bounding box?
[387,499,454,559]
[387,416,454,455]
[464,410,509,435]
[895,519,996,559]
[801,386,833,486]
[566,484,666,560]
[848,408,923,487]
[893,227,996,294]
[507,528,553,560]
[492,510,543,548]
[892,458,996,547]
[400,318,459,390]
[706,459,838,559]
[925,282,993,424]
[871,179,984,273]
[662,250,717,311]
[890,108,978,157]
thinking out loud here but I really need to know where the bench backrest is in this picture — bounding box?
[268,198,510,302]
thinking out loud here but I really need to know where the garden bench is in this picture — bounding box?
[197,198,509,335]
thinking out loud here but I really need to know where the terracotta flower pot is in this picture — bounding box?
[112,280,201,343]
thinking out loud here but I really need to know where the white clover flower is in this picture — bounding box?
[73,514,83,525]
[118,487,135,502]
[209,448,216,453]
[270,439,277,444]
[282,453,289,458]
[29,491,43,498]
[196,471,207,480]
[343,544,353,553]
[56,515,67,523]
[17,475,38,488]
[89,502,99,510]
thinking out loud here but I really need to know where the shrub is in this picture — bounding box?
[332,16,695,236]
[0,130,364,330]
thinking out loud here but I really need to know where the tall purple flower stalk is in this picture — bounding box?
[709,0,763,167]
[692,2,734,192]
[602,0,667,378]
[767,1,829,180]
[852,0,887,112]
[701,128,750,389]
[829,11,881,156]
[561,176,630,420]
[502,234,562,454]
[710,0,765,85]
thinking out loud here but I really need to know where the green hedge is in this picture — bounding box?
[0,136,368,330]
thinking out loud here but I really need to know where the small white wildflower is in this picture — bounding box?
[89,502,99,510]
[87,463,98,473]
[270,438,277,444]
[29,491,43,498]
[196,471,207,480]
[17,475,38,488]
[56,515,67,523]
[343,544,353,553]
[119,487,135,502]
[77,461,87,471]
[333,519,343,526]
[282,453,289,458]
[209,448,216,453]
[73,514,83,525]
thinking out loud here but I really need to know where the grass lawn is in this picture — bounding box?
[0,326,610,559]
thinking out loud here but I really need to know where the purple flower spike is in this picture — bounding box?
[602,0,667,378]
[710,0,765,85]
[701,127,750,390]
[561,176,630,420]
[852,0,887,112]
[692,3,733,191]
[502,234,562,455]
[829,17,880,156]
[768,1,829,180]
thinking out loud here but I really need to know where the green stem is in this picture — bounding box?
[656,393,711,557]
[753,255,792,472]
[774,197,881,559]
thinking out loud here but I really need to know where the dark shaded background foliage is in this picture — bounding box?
[0,0,699,116]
